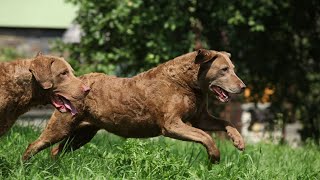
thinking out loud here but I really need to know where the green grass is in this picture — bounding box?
[0,126,319,180]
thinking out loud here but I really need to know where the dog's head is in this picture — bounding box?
[29,52,90,115]
[195,49,246,102]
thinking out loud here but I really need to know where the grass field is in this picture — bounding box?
[0,126,319,179]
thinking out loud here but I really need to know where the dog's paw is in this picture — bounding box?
[232,135,245,151]
[209,150,221,164]
[226,127,245,151]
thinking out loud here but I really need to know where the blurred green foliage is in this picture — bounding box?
[0,47,23,61]
[54,0,320,142]
[54,0,196,76]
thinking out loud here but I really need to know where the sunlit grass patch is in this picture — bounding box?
[0,126,319,179]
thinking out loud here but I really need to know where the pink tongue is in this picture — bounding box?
[61,98,78,115]
[221,91,228,98]
[214,87,223,97]
[51,97,67,112]
[212,86,229,102]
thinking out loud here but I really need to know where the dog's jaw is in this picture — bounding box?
[51,94,78,115]
[209,85,230,102]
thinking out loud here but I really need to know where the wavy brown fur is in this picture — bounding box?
[0,55,88,136]
[23,49,246,164]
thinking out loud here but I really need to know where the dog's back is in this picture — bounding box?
[78,73,167,137]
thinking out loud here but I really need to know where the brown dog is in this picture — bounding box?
[0,53,90,137]
[23,49,246,163]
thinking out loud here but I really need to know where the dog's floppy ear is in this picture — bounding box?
[220,51,231,58]
[29,56,54,89]
[194,49,217,64]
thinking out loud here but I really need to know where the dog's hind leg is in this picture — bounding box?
[51,122,99,157]
[197,113,245,151]
[22,111,78,161]
[162,117,220,163]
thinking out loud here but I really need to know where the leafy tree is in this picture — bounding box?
[55,0,197,76]
[55,0,320,143]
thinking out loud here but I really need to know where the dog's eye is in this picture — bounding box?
[60,71,68,76]
[221,67,228,72]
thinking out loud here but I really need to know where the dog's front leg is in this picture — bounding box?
[51,121,99,157]
[197,114,245,151]
[22,111,78,161]
[162,117,220,163]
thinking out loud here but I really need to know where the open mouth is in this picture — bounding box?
[51,94,78,115]
[210,85,230,103]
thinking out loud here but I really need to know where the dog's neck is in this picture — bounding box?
[30,77,51,105]
[137,52,201,92]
